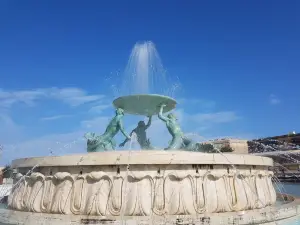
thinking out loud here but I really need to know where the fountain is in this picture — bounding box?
[1,41,300,225]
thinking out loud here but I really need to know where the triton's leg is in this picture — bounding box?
[95,143,106,152]
[88,138,102,152]
[94,136,107,151]
[165,135,183,150]
[145,139,153,150]
[183,137,197,151]
[104,139,116,151]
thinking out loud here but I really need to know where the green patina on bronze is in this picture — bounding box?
[119,116,153,150]
[113,94,176,116]
[158,104,205,152]
[84,108,131,152]
[85,94,209,152]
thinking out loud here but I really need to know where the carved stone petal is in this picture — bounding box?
[86,171,107,181]
[53,172,72,181]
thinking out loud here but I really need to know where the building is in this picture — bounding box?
[262,132,300,145]
[252,133,300,182]
[249,132,300,154]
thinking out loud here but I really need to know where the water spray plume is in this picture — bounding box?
[121,41,168,96]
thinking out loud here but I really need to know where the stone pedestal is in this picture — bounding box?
[8,151,274,217]
[2,151,300,224]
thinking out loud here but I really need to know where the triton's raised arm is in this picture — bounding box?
[119,129,135,147]
[118,120,131,139]
[145,116,152,129]
[158,104,168,122]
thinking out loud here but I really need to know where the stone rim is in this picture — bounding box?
[11,150,273,168]
[112,94,177,116]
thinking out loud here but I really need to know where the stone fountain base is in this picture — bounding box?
[1,195,300,225]
[1,151,300,224]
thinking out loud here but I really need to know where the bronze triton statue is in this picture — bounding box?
[158,104,202,151]
[84,108,131,152]
[119,116,153,149]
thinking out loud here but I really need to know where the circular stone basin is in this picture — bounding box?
[112,94,177,116]
[8,151,277,218]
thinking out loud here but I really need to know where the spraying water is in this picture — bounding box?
[120,41,169,96]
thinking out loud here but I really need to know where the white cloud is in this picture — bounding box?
[0,114,24,144]
[40,115,72,121]
[1,131,86,164]
[176,98,216,108]
[89,104,111,114]
[190,111,240,124]
[0,87,104,108]
[80,116,111,129]
[0,115,108,165]
[0,114,117,165]
[48,87,104,106]
[0,89,45,107]
[269,94,281,105]
[0,86,107,164]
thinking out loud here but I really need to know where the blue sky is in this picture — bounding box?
[0,1,299,164]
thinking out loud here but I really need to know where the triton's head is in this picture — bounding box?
[138,121,145,127]
[116,108,124,116]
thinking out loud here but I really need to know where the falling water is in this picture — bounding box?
[128,132,138,150]
[248,139,300,153]
[120,41,169,96]
[249,139,300,164]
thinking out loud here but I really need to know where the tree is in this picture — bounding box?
[219,146,234,153]
[2,165,12,179]
[197,143,214,152]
